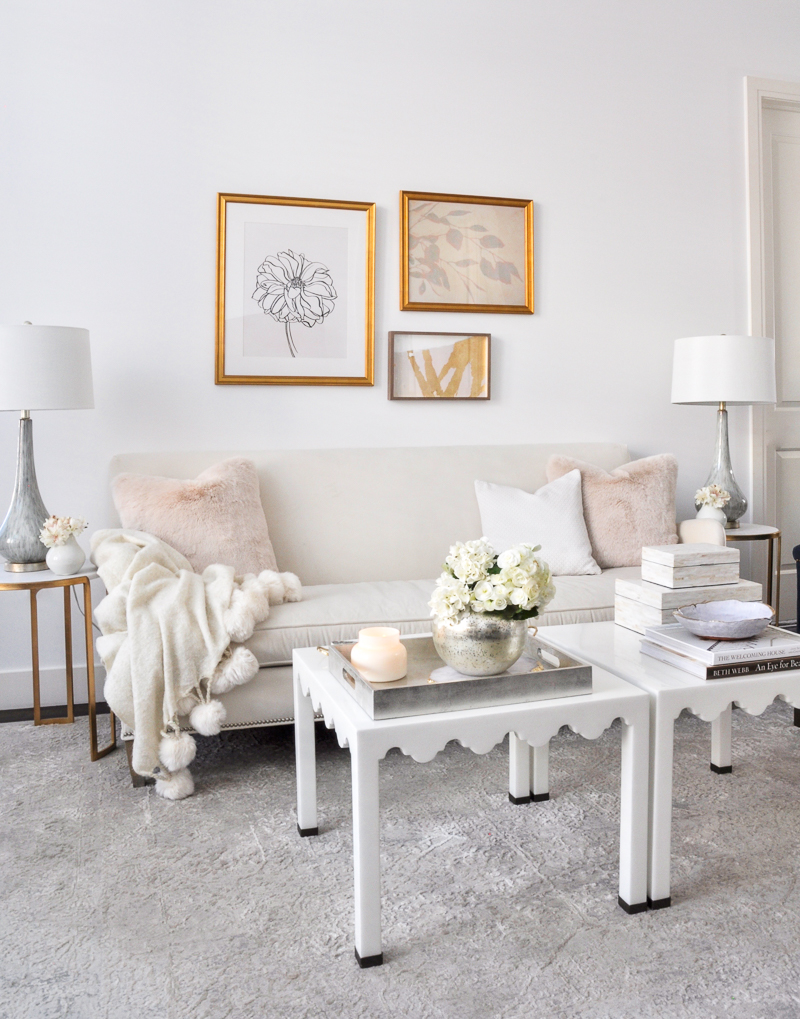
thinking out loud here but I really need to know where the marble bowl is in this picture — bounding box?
[673,600,774,640]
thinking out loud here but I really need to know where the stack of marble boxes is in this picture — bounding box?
[615,542,763,634]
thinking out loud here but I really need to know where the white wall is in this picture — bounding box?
[1,0,799,707]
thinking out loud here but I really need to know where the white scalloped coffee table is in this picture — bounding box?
[292,644,650,967]
[539,621,800,911]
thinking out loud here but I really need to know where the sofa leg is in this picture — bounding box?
[795,708,800,728]
[125,739,154,788]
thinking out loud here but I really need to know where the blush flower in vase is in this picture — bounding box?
[429,538,555,677]
[252,249,338,358]
[694,484,731,524]
[39,516,87,575]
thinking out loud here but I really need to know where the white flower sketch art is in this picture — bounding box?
[252,249,338,357]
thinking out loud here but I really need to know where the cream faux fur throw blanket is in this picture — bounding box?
[91,529,301,800]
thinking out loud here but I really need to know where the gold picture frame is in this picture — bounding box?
[216,193,375,385]
[400,190,533,314]
[388,331,491,400]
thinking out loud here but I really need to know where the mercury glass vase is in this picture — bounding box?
[432,613,528,677]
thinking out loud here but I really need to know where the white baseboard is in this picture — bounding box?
[0,662,106,711]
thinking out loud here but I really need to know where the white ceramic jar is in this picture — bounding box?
[350,627,407,683]
[45,535,86,576]
[696,504,728,525]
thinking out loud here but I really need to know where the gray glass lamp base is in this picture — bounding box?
[0,413,49,572]
[695,405,746,529]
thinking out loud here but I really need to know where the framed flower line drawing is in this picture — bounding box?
[215,193,375,385]
[388,331,491,400]
[400,191,533,314]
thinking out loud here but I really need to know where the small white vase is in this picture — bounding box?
[696,505,727,525]
[46,535,86,576]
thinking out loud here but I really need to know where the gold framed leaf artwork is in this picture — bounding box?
[216,193,375,385]
[388,331,491,400]
[400,191,533,313]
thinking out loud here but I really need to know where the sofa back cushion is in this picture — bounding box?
[112,458,278,576]
[546,453,678,568]
[108,443,629,585]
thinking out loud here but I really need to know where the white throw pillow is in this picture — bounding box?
[474,470,601,576]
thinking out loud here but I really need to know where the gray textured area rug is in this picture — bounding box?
[1,703,799,1019]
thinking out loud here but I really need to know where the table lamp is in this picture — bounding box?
[0,323,94,571]
[671,334,776,528]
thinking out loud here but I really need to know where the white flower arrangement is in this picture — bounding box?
[694,485,731,509]
[39,516,87,548]
[429,538,556,623]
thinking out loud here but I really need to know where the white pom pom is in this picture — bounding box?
[155,767,194,800]
[210,645,259,694]
[224,588,257,643]
[279,572,302,603]
[189,699,226,736]
[175,694,196,717]
[159,732,196,772]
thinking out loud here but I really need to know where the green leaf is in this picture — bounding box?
[446,228,463,250]
[469,225,487,232]
[447,210,472,216]
[480,235,504,248]
[453,259,477,267]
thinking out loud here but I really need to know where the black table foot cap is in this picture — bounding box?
[710,763,732,774]
[355,949,383,968]
[647,896,672,910]
[794,707,800,728]
[532,792,550,802]
[297,824,319,837]
[618,896,647,915]
[508,793,532,805]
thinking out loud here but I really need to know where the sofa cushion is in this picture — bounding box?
[112,458,278,576]
[474,470,600,576]
[243,570,640,666]
[546,454,678,569]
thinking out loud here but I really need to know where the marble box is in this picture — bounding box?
[640,542,740,589]
[614,576,762,634]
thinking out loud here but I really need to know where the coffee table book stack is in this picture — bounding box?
[640,624,800,680]
[614,542,762,635]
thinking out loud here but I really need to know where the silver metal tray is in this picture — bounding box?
[319,633,592,720]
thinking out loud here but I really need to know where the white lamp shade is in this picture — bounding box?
[671,335,776,405]
[0,324,94,410]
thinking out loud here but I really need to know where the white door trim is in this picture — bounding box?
[745,76,800,525]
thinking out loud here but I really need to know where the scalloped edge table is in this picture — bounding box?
[539,620,800,910]
[293,644,650,967]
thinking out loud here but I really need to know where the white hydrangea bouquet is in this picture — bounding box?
[694,484,730,509]
[39,515,87,547]
[429,538,556,623]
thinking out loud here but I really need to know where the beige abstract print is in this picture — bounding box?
[393,334,489,398]
[407,200,526,306]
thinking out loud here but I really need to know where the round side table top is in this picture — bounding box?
[724,524,780,539]
[0,565,98,589]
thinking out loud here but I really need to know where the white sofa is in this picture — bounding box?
[108,442,639,739]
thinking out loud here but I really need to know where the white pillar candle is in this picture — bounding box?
[350,627,407,683]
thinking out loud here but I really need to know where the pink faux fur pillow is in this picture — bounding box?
[112,458,278,576]
[545,454,678,568]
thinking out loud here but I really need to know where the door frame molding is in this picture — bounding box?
[745,76,800,525]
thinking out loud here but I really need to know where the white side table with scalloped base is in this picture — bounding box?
[292,644,650,968]
[539,620,800,910]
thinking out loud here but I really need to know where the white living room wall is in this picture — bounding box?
[1,0,799,707]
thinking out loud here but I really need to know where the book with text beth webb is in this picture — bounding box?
[642,624,800,666]
[640,638,800,680]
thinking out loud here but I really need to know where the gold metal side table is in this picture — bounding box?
[0,567,116,761]
[725,524,782,622]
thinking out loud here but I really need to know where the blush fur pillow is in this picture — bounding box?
[112,458,278,576]
[545,454,678,568]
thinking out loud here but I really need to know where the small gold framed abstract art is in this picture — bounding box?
[215,192,375,385]
[400,190,533,313]
[388,331,491,400]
